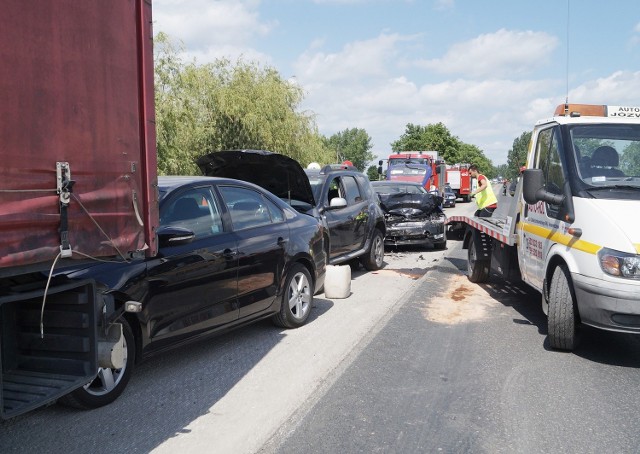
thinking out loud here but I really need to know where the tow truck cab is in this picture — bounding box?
[521,103,640,348]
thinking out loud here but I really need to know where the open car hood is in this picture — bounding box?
[378,192,441,217]
[197,150,316,206]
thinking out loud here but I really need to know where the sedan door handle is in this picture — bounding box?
[277,237,288,247]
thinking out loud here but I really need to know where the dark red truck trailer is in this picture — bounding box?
[0,0,158,418]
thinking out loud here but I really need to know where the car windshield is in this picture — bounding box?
[571,124,640,189]
[444,187,454,194]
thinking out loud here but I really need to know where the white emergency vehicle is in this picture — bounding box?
[448,104,640,350]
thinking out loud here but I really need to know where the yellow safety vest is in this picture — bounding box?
[475,175,498,209]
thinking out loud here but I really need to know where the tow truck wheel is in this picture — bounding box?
[59,319,135,409]
[362,228,384,271]
[467,234,490,283]
[547,264,578,351]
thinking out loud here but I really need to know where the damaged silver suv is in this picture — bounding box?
[371,180,447,250]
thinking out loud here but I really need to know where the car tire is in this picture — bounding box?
[59,318,135,410]
[361,228,384,271]
[547,264,579,351]
[467,234,490,283]
[433,238,447,250]
[273,263,314,329]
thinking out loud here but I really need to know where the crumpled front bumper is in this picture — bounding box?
[384,217,445,246]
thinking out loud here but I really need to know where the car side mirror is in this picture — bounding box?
[522,169,562,205]
[157,226,195,247]
[326,197,347,210]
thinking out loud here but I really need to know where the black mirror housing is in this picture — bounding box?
[522,169,543,204]
[157,226,195,248]
[522,169,565,206]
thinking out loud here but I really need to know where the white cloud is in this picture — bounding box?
[568,70,640,105]
[434,0,455,11]
[294,33,420,84]
[300,75,561,164]
[153,0,273,63]
[416,29,559,78]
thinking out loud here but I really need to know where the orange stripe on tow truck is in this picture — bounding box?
[521,222,601,255]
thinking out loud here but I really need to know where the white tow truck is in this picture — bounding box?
[448,104,640,350]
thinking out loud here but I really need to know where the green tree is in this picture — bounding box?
[154,33,334,175]
[620,142,640,176]
[458,143,494,177]
[324,128,374,171]
[506,131,531,179]
[391,123,460,163]
[494,163,509,179]
[366,165,381,181]
[390,122,494,175]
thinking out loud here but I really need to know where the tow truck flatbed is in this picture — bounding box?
[446,180,522,246]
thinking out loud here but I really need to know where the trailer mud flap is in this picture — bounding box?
[0,279,97,419]
[490,240,522,282]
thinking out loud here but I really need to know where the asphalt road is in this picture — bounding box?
[2,193,640,453]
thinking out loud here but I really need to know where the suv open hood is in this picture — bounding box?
[197,150,316,206]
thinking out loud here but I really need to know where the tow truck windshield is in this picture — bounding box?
[571,124,640,189]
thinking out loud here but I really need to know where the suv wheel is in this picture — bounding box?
[362,228,384,270]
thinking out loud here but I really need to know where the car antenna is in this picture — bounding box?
[563,0,571,116]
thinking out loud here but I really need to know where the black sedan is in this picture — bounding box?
[371,181,447,250]
[57,175,326,409]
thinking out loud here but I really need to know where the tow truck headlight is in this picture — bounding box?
[598,248,640,279]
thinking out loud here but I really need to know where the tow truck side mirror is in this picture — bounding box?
[522,169,564,206]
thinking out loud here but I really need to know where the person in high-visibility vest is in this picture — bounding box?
[469,164,497,217]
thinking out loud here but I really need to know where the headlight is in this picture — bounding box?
[598,248,640,279]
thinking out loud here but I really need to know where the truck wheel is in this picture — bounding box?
[547,264,579,351]
[361,228,384,271]
[59,319,135,409]
[273,263,314,328]
[467,234,490,283]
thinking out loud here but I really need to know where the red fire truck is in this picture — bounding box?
[445,163,473,203]
[384,150,439,188]
[382,151,472,202]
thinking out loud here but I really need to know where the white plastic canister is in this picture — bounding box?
[323,264,352,299]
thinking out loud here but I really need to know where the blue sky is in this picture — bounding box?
[154,0,640,165]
